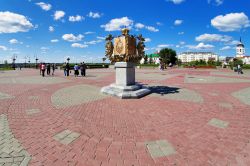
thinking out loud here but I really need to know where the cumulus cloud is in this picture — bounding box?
[0,45,8,51]
[9,39,22,44]
[220,46,231,50]
[211,12,250,32]
[84,31,95,35]
[97,36,106,40]
[178,32,184,35]
[145,38,151,42]
[145,26,159,32]
[87,12,101,18]
[135,23,145,29]
[54,11,65,20]
[156,22,163,26]
[101,17,133,31]
[51,39,59,43]
[49,26,54,32]
[0,11,33,33]
[167,0,185,4]
[84,40,102,45]
[174,20,183,26]
[71,43,88,48]
[157,44,172,48]
[186,43,214,50]
[62,34,84,42]
[195,34,232,42]
[69,15,84,22]
[36,2,52,11]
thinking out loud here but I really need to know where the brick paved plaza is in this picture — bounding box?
[0,68,250,166]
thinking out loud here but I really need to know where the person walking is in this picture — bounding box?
[52,63,56,75]
[66,63,70,77]
[41,63,46,77]
[80,62,87,76]
[39,63,42,75]
[47,63,51,75]
[62,62,67,76]
[74,64,79,77]
[237,64,243,74]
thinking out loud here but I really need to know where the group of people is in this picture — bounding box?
[62,62,87,77]
[39,63,56,77]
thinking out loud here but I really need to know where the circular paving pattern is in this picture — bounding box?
[0,76,70,84]
[51,84,108,108]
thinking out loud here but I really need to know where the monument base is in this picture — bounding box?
[101,62,151,99]
[101,84,151,99]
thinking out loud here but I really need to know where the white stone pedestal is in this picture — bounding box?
[101,62,151,99]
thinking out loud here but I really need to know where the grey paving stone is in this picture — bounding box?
[0,92,14,100]
[25,109,41,115]
[232,87,250,106]
[28,96,39,100]
[208,118,229,129]
[0,114,31,166]
[185,75,250,84]
[219,102,233,110]
[53,129,80,145]
[145,140,176,158]
[51,85,108,108]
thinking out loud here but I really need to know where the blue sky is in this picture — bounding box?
[0,0,250,63]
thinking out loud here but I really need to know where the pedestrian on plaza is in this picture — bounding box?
[19,65,22,70]
[41,63,46,77]
[65,62,70,76]
[74,64,79,77]
[62,62,67,76]
[47,63,51,75]
[237,64,243,74]
[80,62,87,76]
[52,63,56,75]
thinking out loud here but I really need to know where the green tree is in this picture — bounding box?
[149,55,153,64]
[158,48,177,65]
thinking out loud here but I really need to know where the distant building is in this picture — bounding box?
[140,53,160,64]
[235,38,250,64]
[178,52,218,63]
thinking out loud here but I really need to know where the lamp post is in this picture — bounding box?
[12,54,17,70]
[35,55,39,69]
[67,57,70,63]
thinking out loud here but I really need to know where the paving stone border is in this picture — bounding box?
[0,92,14,100]
[26,109,41,115]
[0,114,31,166]
[232,87,250,106]
[53,129,81,145]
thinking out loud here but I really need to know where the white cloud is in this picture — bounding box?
[71,43,88,48]
[174,20,183,26]
[36,2,52,11]
[0,11,33,33]
[145,38,151,42]
[180,41,185,45]
[9,39,22,44]
[135,23,145,29]
[49,26,54,32]
[186,43,214,50]
[97,36,105,40]
[208,0,224,6]
[62,34,84,42]
[51,39,59,43]
[195,34,232,42]
[178,32,184,35]
[84,31,95,35]
[157,44,172,48]
[84,40,102,45]
[101,17,133,31]
[54,11,65,20]
[69,15,84,22]
[87,12,101,19]
[220,46,231,50]
[0,45,7,51]
[145,26,159,32]
[167,0,185,4]
[156,22,163,26]
[211,12,250,32]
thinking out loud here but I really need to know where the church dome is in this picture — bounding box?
[237,42,244,47]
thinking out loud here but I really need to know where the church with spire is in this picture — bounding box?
[236,38,250,64]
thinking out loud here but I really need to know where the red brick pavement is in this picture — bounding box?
[0,68,250,166]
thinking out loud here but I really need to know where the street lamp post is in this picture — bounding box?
[67,57,70,63]
[12,54,17,70]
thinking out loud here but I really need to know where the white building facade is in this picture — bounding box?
[178,52,218,63]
